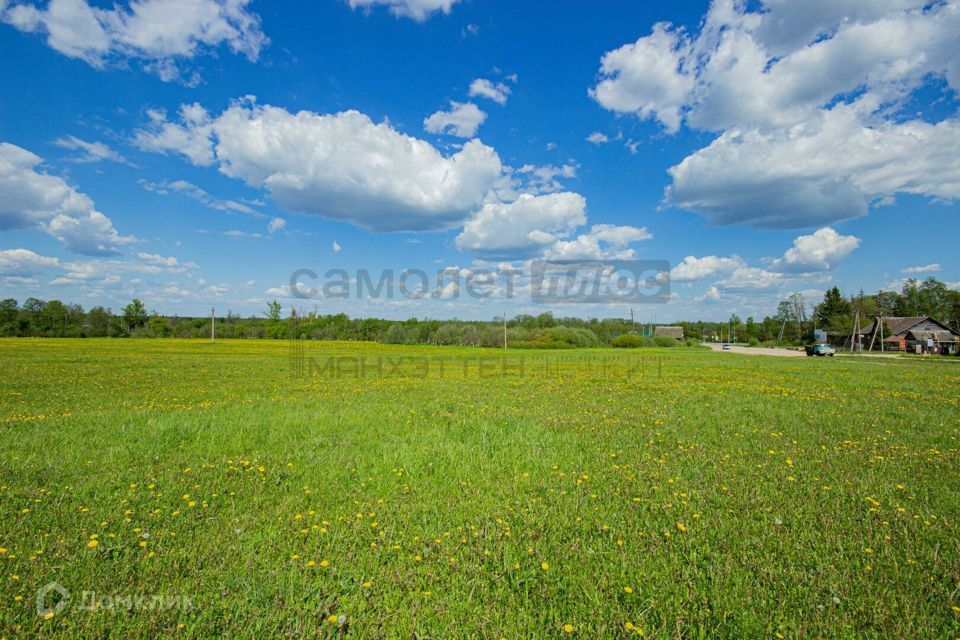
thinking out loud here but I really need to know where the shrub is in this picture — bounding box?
[612,333,644,348]
[653,336,677,348]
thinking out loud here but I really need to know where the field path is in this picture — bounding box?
[704,342,905,359]
[704,343,807,357]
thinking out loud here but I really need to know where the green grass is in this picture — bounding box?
[1,338,959,638]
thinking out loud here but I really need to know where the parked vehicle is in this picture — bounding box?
[805,344,836,357]
[722,343,731,350]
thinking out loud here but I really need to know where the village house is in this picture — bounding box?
[860,316,959,355]
[654,326,684,340]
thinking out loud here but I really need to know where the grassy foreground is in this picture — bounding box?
[1,338,959,639]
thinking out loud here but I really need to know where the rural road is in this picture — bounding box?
[704,343,806,357]
[704,343,904,359]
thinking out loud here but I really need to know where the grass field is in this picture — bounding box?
[1,338,959,638]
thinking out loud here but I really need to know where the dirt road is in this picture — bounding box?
[705,343,807,357]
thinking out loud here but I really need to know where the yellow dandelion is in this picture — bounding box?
[86,539,99,548]
[541,562,550,571]
[624,586,633,594]
[563,623,574,633]
[676,522,687,533]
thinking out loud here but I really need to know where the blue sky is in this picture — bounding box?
[1,0,957,321]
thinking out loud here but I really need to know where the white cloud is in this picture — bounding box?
[542,224,652,260]
[715,266,784,291]
[134,104,216,166]
[423,101,487,138]
[696,285,721,302]
[593,0,960,228]
[454,192,587,257]
[135,98,503,232]
[0,248,59,276]
[468,78,511,105]
[669,255,745,282]
[332,240,341,253]
[135,251,197,270]
[1,0,267,82]
[265,284,291,297]
[140,178,258,215]
[267,216,285,234]
[771,227,860,272]
[586,132,609,145]
[0,142,135,255]
[511,163,578,195]
[347,0,459,21]
[54,135,127,163]
[902,263,941,274]
[666,99,960,229]
[590,23,695,133]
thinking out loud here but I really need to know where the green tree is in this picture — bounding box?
[123,299,148,331]
[266,300,282,321]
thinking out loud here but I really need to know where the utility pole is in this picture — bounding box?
[630,308,634,331]
[878,290,884,353]
[503,312,507,350]
[211,307,215,343]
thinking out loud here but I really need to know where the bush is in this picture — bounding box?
[653,336,677,348]
[612,333,644,348]
[748,337,760,347]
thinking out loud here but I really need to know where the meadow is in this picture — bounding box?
[1,338,958,639]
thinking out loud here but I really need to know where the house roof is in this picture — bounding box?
[863,316,957,337]
[908,330,958,343]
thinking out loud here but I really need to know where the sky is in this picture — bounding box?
[0,0,958,322]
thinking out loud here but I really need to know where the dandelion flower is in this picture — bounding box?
[563,623,574,633]
[541,562,550,571]
[86,540,99,548]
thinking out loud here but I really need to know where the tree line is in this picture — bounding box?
[1,277,956,348]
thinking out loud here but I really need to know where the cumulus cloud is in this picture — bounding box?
[54,135,127,164]
[666,99,960,228]
[454,192,587,257]
[902,263,941,274]
[542,224,652,260]
[48,251,196,288]
[715,266,784,291]
[134,98,503,231]
[332,240,341,253]
[586,132,609,145]
[0,0,267,83]
[423,101,487,138]
[468,78,511,105]
[0,248,60,276]
[134,104,216,166]
[590,23,694,133]
[669,255,745,282]
[267,216,285,234]
[593,0,960,228]
[347,0,459,21]
[0,142,135,255]
[695,285,721,302]
[770,227,860,272]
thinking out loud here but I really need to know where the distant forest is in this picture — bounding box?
[2,277,957,349]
